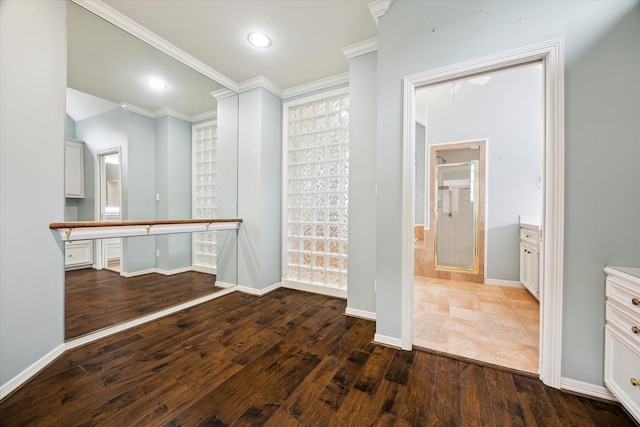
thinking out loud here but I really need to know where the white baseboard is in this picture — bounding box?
[0,343,66,400]
[215,281,236,289]
[560,377,618,402]
[192,265,217,275]
[345,307,376,321]
[484,278,524,288]
[120,266,196,278]
[236,282,281,296]
[281,280,347,299]
[155,266,193,276]
[373,333,403,349]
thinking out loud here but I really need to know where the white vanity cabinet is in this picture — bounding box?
[604,266,640,424]
[65,139,84,198]
[64,240,93,270]
[519,216,541,300]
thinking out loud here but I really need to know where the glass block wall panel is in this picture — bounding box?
[285,93,349,289]
[192,123,218,271]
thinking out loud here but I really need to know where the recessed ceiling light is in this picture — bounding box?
[146,78,167,90]
[248,32,271,48]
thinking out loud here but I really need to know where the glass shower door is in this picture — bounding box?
[435,161,478,272]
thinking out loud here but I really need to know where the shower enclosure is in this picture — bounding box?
[435,160,479,272]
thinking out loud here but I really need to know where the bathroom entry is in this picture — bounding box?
[436,158,478,271]
[97,150,122,272]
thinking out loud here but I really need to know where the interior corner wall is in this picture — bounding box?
[0,0,67,386]
[376,0,640,386]
[237,88,282,291]
[215,94,239,285]
[347,51,378,314]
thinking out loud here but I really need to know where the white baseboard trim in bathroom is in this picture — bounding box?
[236,282,281,296]
[0,343,66,400]
[120,267,197,278]
[560,377,617,402]
[120,268,157,277]
[484,278,524,288]
[65,287,236,351]
[373,333,403,349]
[345,307,376,321]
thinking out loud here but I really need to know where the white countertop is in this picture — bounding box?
[519,215,541,230]
[605,266,640,281]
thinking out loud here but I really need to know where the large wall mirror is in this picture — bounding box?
[64,1,238,340]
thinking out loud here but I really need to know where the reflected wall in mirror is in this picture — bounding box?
[64,1,239,340]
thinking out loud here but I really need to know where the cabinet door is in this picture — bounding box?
[65,140,84,198]
[520,241,539,299]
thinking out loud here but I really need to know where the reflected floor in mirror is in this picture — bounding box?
[65,269,224,340]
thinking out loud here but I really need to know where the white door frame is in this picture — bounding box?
[94,147,122,270]
[401,39,564,388]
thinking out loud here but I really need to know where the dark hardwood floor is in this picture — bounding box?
[1,288,635,426]
[65,269,224,339]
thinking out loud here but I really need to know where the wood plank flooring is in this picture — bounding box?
[65,269,224,339]
[1,288,635,426]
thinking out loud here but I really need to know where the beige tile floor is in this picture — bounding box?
[413,275,540,374]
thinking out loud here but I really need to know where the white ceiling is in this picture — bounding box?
[100,0,378,90]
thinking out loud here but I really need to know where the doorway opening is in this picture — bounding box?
[97,149,121,272]
[410,60,547,374]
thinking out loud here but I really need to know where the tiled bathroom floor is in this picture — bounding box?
[413,275,540,374]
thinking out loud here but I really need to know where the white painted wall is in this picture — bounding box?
[0,0,66,386]
[423,64,543,281]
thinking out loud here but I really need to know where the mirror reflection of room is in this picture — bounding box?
[63,0,237,340]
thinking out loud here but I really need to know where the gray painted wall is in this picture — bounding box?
[238,88,282,290]
[0,0,66,385]
[347,51,378,314]
[424,65,543,281]
[375,0,640,386]
[215,95,239,286]
[65,114,76,139]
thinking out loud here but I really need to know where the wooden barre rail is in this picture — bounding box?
[50,218,243,241]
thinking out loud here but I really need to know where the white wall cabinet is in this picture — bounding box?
[64,240,93,270]
[519,222,540,300]
[65,139,84,198]
[604,266,640,424]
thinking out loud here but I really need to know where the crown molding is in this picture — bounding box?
[154,107,190,122]
[368,0,393,25]
[282,72,349,99]
[190,109,217,122]
[71,0,239,92]
[237,76,283,98]
[120,102,154,118]
[342,37,378,59]
[211,88,236,100]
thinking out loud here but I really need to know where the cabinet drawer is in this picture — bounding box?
[520,229,539,245]
[605,327,640,422]
[65,240,93,267]
[607,302,640,345]
[607,277,640,318]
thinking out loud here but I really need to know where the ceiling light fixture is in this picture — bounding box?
[248,32,271,48]
[146,78,167,90]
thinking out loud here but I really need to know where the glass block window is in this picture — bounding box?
[284,91,349,289]
[192,122,218,272]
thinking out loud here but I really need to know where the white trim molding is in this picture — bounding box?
[368,0,393,26]
[373,333,403,349]
[342,38,378,59]
[211,88,236,100]
[236,282,282,297]
[281,280,347,300]
[484,278,525,289]
[190,109,217,123]
[237,76,283,98]
[345,307,376,321]
[0,344,66,400]
[71,0,238,91]
[282,73,349,99]
[560,377,618,402]
[401,39,565,388]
